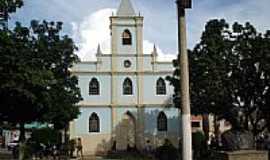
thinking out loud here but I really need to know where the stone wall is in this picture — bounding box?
[213,150,268,160]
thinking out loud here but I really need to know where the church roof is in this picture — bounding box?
[117,0,136,16]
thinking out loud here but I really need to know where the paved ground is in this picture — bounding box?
[0,148,117,160]
[71,156,117,160]
[0,147,14,160]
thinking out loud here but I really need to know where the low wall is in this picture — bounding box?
[213,150,268,160]
[79,134,111,155]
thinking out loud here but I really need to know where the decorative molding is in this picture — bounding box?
[72,71,173,75]
[151,61,173,64]
[110,23,143,27]
[78,61,98,64]
[99,54,153,57]
[110,16,143,20]
[78,102,173,108]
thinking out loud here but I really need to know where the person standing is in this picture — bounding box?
[76,138,83,158]
[145,140,152,153]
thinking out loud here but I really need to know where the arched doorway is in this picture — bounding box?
[116,111,136,151]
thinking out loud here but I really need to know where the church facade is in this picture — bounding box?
[70,0,181,155]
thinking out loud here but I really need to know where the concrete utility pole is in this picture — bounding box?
[176,0,192,160]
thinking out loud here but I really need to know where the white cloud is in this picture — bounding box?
[71,8,114,61]
[71,8,176,62]
[143,40,175,62]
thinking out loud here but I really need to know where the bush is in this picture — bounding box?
[22,143,32,159]
[31,127,60,146]
[155,139,179,160]
[192,131,208,160]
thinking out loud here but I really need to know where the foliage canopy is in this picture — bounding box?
[0,20,82,133]
[167,19,270,136]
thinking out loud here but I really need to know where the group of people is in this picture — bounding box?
[70,137,83,158]
[31,138,83,159]
[76,138,83,157]
[256,134,270,150]
[9,137,83,159]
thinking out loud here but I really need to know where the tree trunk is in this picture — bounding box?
[64,126,68,157]
[244,114,249,131]
[19,122,25,142]
[18,122,26,160]
[213,115,221,148]
[202,114,209,141]
[214,115,219,138]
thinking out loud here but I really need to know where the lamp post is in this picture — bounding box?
[176,0,192,160]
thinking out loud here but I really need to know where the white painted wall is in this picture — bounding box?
[143,74,174,105]
[111,17,141,55]
[75,107,112,135]
[142,56,153,71]
[98,56,111,71]
[77,74,111,105]
[116,75,138,105]
[114,56,137,71]
[72,62,97,72]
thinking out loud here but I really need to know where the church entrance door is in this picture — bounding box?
[117,112,136,151]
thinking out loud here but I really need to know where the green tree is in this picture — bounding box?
[0,0,23,27]
[0,20,82,142]
[0,0,23,14]
[29,20,82,130]
[167,19,270,137]
[31,128,60,146]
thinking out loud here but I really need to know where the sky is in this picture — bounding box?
[9,0,270,61]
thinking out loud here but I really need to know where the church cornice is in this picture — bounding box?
[71,71,173,75]
[86,54,174,62]
[110,23,143,27]
[101,54,152,57]
[78,61,98,64]
[110,16,143,27]
[78,102,173,108]
[110,16,143,20]
[152,61,173,64]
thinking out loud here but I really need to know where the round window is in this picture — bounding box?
[124,60,131,68]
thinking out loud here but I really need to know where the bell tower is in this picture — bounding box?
[110,0,143,55]
[110,0,145,151]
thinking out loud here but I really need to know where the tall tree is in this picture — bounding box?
[167,19,270,137]
[0,0,23,27]
[0,0,23,15]
[0,20,82,142]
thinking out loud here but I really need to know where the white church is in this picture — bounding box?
[70,0,182,155]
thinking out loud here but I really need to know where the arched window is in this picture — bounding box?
[122,29,132,45]
[123,78,133,95]
[156,78,166,95]
[89,113,100,132]
[157,112,167,131]
[89,78,99,95]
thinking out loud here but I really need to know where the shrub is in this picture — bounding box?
[192,131,208,160]
[31,127,60,146]
[155,139,179,160]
